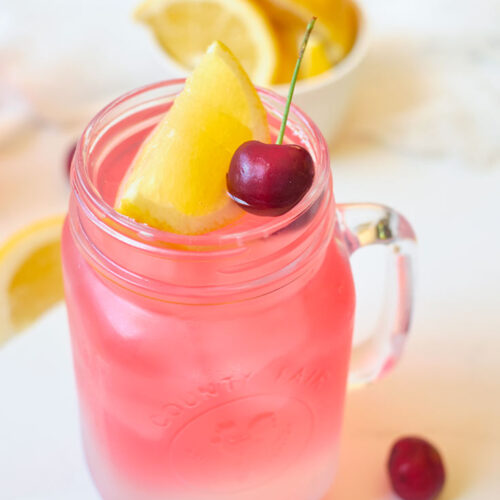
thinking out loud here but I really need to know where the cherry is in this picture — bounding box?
[388,437,446,500]
[227,17,317,217]
[65,141,77,178]
[227,141,314,216]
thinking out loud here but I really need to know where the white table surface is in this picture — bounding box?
[1,0,499,499]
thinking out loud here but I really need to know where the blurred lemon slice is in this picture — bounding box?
[116,41,270,235]
[135,0,279,85]
[299,34,333,79]
[255,0,357,82]
[0,216,65,347]
[266,0,357,56]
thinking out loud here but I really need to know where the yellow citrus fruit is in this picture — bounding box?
[299,34,333,79]
[0,216,64,347]
[116,41,270,235]
[135,0,279,85]
[267,0,357,54]
[254,0,357,82]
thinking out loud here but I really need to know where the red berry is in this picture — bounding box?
[227,140,314,216]
[388,437,445,500]
[66,142,77,177]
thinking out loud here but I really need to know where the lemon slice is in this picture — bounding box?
[0,216,64,347]
[286,0,357,56]
[299,34,333,79]
[135,0,279,85]
[256,0,357,77]
[263,2,335,83]
[116,41,270,235]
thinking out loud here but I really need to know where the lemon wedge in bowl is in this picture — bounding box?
[116,41,270,235]
[135,0,279,85]
[266,0,357,59]
[254,0,357,81]
[0,216,64,347]
[299,34,333,79]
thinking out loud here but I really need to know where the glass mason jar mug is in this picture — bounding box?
[62,81,416,500]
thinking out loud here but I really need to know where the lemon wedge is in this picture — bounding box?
[255,0,357,80]
[135,0,279,85]
[0,216,64,347]
[281,0,357,58]
[116,41,270,235]
[299,34,333,79]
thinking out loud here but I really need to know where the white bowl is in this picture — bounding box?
[152,0,369,144]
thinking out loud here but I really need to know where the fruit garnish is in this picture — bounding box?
[388,437,446,500]
[116,41,270,235]
[134,0,279,86]
[227,141,314,216]
[227,17,316,216]
[0,216,65,347]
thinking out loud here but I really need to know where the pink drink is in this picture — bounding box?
[63,81,414,500]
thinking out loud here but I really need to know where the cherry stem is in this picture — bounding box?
[276,16,317,145]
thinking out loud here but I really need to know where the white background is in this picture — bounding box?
[1,0,499,498]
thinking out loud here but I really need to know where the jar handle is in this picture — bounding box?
[337,203,417,388]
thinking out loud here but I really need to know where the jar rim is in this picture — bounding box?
[72,79,331,253]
